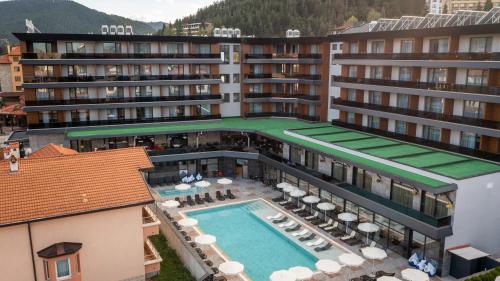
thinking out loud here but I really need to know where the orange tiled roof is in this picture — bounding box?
[30,143,78,158]
[8,46,21,56]
[0,146,154,227]
[0,103,26,116]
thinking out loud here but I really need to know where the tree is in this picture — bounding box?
[442,3,448,14]
[367,9,381,21]
[476,1,482,10]
[345,15,358,26]
[483,0,493,10]
[174,21,183,36]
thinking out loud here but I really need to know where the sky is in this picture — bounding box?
[72,0,218,22]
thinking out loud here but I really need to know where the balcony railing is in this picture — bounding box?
[24,74,220,83]
[28,114,222,129]
[332,98,499,130]
[246,112,319,121]
[331,120,499,162]
[332,76,500,96]
[25,94,222,106]
[334,52,500,61]
[148,144,254,157]
[22,52,222,60]
[246,93,321,100]
[246,73,321,80]
[245,53,322,59]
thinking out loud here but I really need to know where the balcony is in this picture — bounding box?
[334,52,500,61]
[245,93,321,101]
[24,74,220,84]
[22,52,222,60]
[25,94,222,107]
[144,238,162,277]
[142,206,160,239]
[245,112,319,121]
[28,114,222,130]
[246,73,321,80]
[245,53,322,59]
[332,76,500,96]
[332,98,499,130]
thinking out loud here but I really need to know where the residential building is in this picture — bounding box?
[429,0,443,13]
[0,143,160,281]
[444,0,500,13]
[0,45,23,92]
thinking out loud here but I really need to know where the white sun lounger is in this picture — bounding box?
[279,198,292,205]
[292,205,306,213]
[279,220,295,228]
[306,238,325,247]
[292,229,309,237]
[319,218,333,228]
[323,221,338,231]
[266,213,283,220]
[304,211,318,220]
[341,230,356,241]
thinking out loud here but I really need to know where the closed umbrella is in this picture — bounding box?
[315,259,342,274]
[361,247,387,275]
[195,180,211,188]
[401,268,430,281]
[302,195,320,210]
[317,202,336,221]
[162,200,180,208]
[178,218,198,227]
[339,253,365,281]
[358,222,380,244]
[270,270,297,281]
[219,261,244,275]
[288,266,313,280]
[338,212,357,233]
[194,234,216,245]
[175,183,191,191]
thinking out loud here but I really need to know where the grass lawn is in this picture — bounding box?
[150,233,196,281]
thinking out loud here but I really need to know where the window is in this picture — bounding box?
[429,38,448,53]
[15,76,21,82]
[134,43,151,54]
[105,87,124,99]
[466,69,488,86]
[134,64,152,76]
[250,103,262,113]
[136,107,153,119]
[399,67,412,81]
[34,65,54,77]
[249,84,263,93]
[367,116,380,129]
[68,65,87,77]
[463,100,485,118]
[332,162,346,181]
[233,93,240,102]
[14,66,21,72]
[251,45,263,54]
[76,254,81,273]
[66,42,86,53]
[370,66,383,79]
[460,132,479,149]
[56,258,71,279]
[391,181,414,208]
[223,93,230,102]
[195,84,210,95]
[332,44,338,51]
[349,42,358,53]
[346,112,355,124]
[69,88,88,100]
[400,39,414,53]
[354,167,372,192]
[36,88,55,100]
[423,125,441,142]
[368,91,382,105]
[220,74,230,83]
[105,65,122,76]
[16,86,22,91]
[103,42,121,53]
[427,68,447,83]
[166,43,183,54]
[135,86,153,97]
[371,41,384,53]
[43,260,50,280]
[194,44,211,54]
[33,42,52,53]
[193,65,210,75]
[348,66,357,78]
[220,45,230,64]
[167,85,184,96]
[425,97,443,113]
[197,104,211,115]
[232,74,240,83]
[469,37,492,52]
[166,64,184,75]
[347,89,357,101]
[396,94,409,109]
[395,120,407,134]
[233,45,240,64]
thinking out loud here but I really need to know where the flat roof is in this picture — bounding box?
[65,118,497,188]
[449,246,490,260]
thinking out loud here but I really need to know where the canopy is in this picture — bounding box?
[194,234,216,245]
[178,218,198,227]
[217,178,233,185]
[339,253,364,267]
[302,195,320,204]
[270,270,297,281]
[378,277,402,281]
[361,247,387,260]
[288,266,313,280]
[161,200,180,208]
[401,268,430,281]
[290,190,306,198]
[315,259,342,274]
[283,185,298,193]
[219,261,244,275]
[175,183,191,191]
[277,182,293,189]
[317,202,335,211]
[338,212,357,222]
[195,180,211,188]
[358,222,380,233]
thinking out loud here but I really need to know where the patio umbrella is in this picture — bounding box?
[290,190,306,204]
[195,180,211,188]
[378,277,401,281]
[283,185,298,193]
[317,202,336,221]
[175,183,191,191]
[302,195,320,210]
[338,212,357,233]
[361,247,387,275]
[194,234,216,245]
[339,253,365,281]
[178,218,198,227]
[358,222,380,244]
[161,200,180,208]
[217,178,233,185]
[288,266,313,280]
[315,259,342,275]
[401,268,430,281]
[219,261,244,275]
[270,270,297,281]
[277,182,292,189]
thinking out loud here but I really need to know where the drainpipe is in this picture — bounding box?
[28,223,38,281]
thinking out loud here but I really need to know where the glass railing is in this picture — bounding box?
[245,53,322,59]
[246,73,321,80]
[25,94,222,106]
[246,112,320,121]
[28,114,221,129]
[332,76,500,96]
[334,52,500,61]
[24,74,220,83]
[245,93,321,100]
[22,52,222,59]
[148,145,255,156]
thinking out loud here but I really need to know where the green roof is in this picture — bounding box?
[66,117,500,186]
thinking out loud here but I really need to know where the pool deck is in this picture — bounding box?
[154,178,444,281]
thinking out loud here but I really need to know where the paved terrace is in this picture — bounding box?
[67,117,500,189]
[152,178,443,281]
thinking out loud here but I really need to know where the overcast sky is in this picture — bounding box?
[73,0,218,22]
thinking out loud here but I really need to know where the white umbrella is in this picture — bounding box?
[219,261,244,275]
[194,234,216,245]
[401,268,430,281]
[195,180,211,188]
[217,178,233,185]
[378,277,401,281]
[288,266,313,280]
[302,195,320,210]
[161,200,180,208]
[290,189,306,197]
[358,222,380,244]
[283,185,298,193]
[339,253,365,281]
[178,218,198,227]
[317,202,336,221]
[270,270,297,281]
[338,212,357,233]
[361,247,387,275]
[277,182,292,189]
[315,259,342,274]
[175,183,191,191]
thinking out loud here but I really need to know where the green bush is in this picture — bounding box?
[466,267,500,281]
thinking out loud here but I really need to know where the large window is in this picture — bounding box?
[105,87,124,99]
[220,45,230,64]
[194,44,211,54]
[466,69,488,86]
[367,116,380,129]
[197,104,211,116]
[422,125,441,142]
[105,65,122,76]
[135,86,153,97]
[429,38,448,53]
[469,37,492,52]
[68,65,87,77]
[249,103,262,113]
[36,88,55,100]
[353,167,372,192]
[56,258,71,279]
[427,68,447,83]
[166,43,183,54]
[368,91,382,105]
[347,89,357,101]
[399,67,412,81]
[396,94,409,109]
[195,84,211,95]
[422,192,451,218]
[400,39,414,53]
[103,42,121,53]
[391,181,414,208]
[69,88,88,100]
[33,42,52,53]
[463,100,484,118]
[167,85,184,96]
[233,45,240,64]
[371,41,385,53]
[332,162,347,182]
[395,121,407,134]
[460,132,479,149]
[346,112,355,124]
[134,43,151,54]
[424,97,443,113]
[66,42,85,54]
[166,64,184,75]
[34,65,54,77]
[370,66,383,79]
[193,65,211,75]
[349,42,358,53]
[348,66,357,78]
[136,107,153,119]
[134,64,152,76]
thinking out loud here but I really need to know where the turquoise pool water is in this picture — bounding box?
[158,186,207,197]
[187,200,318,281]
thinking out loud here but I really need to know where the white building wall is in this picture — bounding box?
[219,44,241,117]
[328,42,343,121]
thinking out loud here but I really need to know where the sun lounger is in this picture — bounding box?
[272,196,283,202]
[323,221,338,231]
[285,224,301,232]
[285,203,299,210]
[279,221,295,228]
[204,192,214,203]
[299,233,316,241]
[305,211,319,221]
[314,242,332,252]
[306,238,325,247]
[279,198,292,206]
[319,218,333,228]
[226,189,236,199]
[216,191,225,201]
[273,216,287,224]
[292,205,306,213]
[174,197,185,208]
[298,210,312,217]
[310,218,324,225]
[195,194,204,204]
[186,195,195,206]
[375,271,395,278]
[341,230,356,241]
[292,229,309,237]
[266,213,283,220]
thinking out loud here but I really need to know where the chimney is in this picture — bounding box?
[4,143,21,172]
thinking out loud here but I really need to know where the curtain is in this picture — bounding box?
[56,259,70,278]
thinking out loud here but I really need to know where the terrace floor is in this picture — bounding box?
[152,178,445,281]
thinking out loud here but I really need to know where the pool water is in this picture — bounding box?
[158,186,207,197]
[187,200,318,281]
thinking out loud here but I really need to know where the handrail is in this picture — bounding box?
[245,93,321,100]
[246,112,320,121]
[246,73,321,80]
[22,52,222,59]
[334,52,500,61]
[24,74,220,83]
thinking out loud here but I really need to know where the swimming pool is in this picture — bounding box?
[186,200,319,281]
[157,186,207,198]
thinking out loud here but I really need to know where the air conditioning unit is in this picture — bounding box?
[109,25,117,35]
[227,28,234,37]
[234,28,241,38]
[125,25,133,35]
[101,25,109,35]
[221,27,228,37]
[117,25,125,35]
[293,29,300,37]
[286,29,293,38]
[213,28,221,37]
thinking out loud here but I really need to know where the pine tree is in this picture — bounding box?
[443,3,448,14]
[476,1,482,10]
[483,0,493,10]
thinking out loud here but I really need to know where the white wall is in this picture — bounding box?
[328,42,342,121]
[219,44,241,117]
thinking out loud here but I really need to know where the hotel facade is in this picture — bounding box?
[13,8,500,276]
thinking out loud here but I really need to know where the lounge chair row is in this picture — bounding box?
[174,190,236,207]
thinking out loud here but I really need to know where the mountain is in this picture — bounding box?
[0,0,156,42]
[146,21,167,31]
[177,0,426,36]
